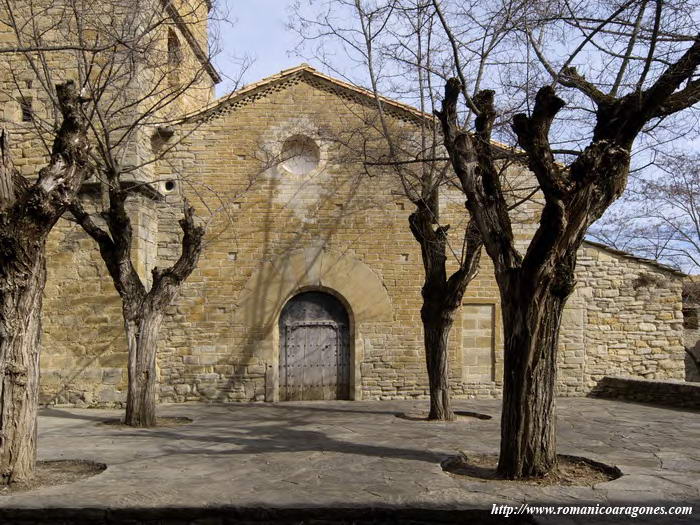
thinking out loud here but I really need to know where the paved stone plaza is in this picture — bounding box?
[0,399,697,523]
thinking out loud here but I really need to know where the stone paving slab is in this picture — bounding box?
[0,398,697,523]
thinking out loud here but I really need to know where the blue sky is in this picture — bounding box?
[212,0,310,96]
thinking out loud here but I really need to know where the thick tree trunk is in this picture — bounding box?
[72,200,203,429]
[422,306,455,421]
[0,82,89,484]
[410,206,481,422]
[124,307,163,428]
[435,36,700,481]
[497,280,565,479]
[0,255,46,484]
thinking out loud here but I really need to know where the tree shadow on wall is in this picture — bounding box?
[170,127,391,405]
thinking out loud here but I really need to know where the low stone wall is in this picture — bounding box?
[591,376,700,409]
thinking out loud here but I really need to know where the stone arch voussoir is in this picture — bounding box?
[232,247,392,401]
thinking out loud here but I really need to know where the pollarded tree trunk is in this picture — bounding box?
[410,205,482,421]
[435,33,700,480]
[124,306,164,427]
[422,306,455,420]
[0,81,90,484]
[496,277,566,479]
[71,200,204,428]
[0,254,46,484]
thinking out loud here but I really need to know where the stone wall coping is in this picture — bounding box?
[591,376,700,410]
[602,376,698,386]
[582,241,686,278]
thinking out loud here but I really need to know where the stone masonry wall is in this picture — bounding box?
[0,0,215,178]
[151,73,425,403]
[40,192,177,407]
[3,2,686,407]
[143,71,684,405]
[591,376,700,409]
[42,196,128,407]
[577,245,686,392]
[34,67,688,407]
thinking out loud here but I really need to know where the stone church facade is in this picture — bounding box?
[1,2,687,407]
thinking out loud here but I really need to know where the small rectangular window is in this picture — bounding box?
[19,97,32,122]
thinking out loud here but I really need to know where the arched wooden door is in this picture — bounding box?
[279,291,350,400]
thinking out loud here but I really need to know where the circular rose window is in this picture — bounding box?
[280,135,320,175]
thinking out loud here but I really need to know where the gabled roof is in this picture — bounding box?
[175,63,686,278]
[180,63,518,154]
[179,63,433,125]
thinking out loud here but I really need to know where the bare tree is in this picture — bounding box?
[0,0,226,427]
[292,0,486,420]
[0,81,89,484]
[430,0,700,478]
[358,1,486,422]
[590,150,700,273]
[291,0,540,420]
[294,0,699,477]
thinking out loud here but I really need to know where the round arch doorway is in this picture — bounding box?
[278,291,350,401]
